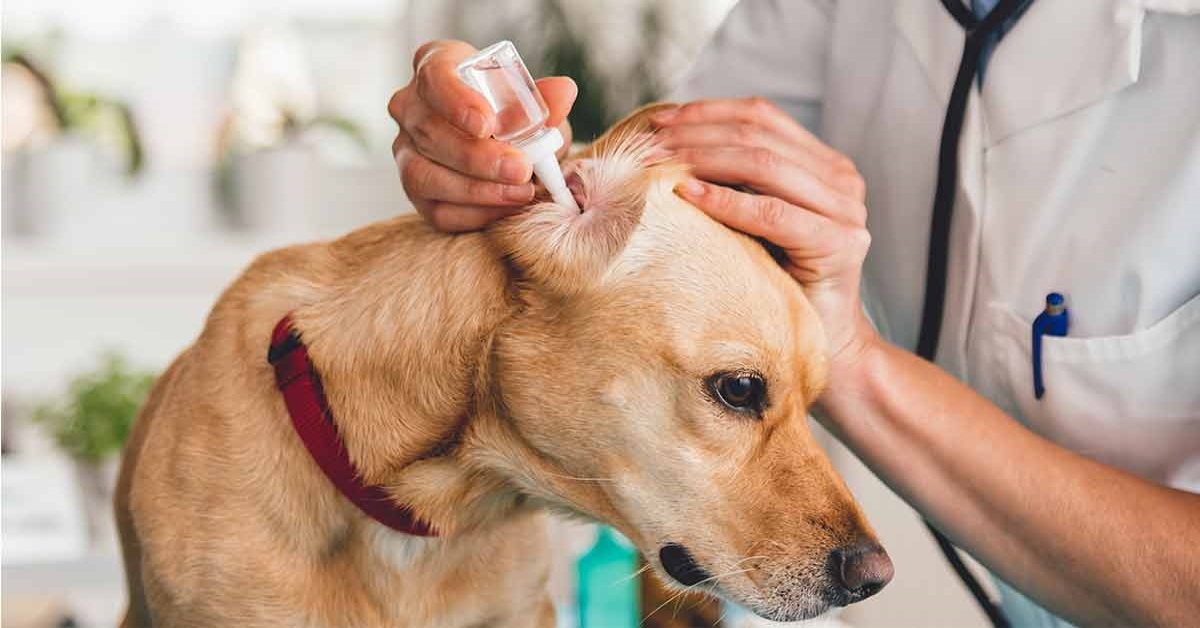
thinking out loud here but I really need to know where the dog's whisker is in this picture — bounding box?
[752,537,788,554]
[683,588,714,616]
[642,587,691,625]
[731,451,754,484]
[614,561,653,584]
[730,554,768,568]
[672,591,684,619]
[541,470,618,483]
[694,567,755,586]
[641,567,757,624]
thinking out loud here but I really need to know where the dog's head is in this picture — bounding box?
[475,104,892,620]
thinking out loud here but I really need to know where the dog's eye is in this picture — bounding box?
[710,372,767,414]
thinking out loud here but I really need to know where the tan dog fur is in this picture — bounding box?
[116,104,883,627]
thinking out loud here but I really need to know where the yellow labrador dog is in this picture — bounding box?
[116,104,892,627]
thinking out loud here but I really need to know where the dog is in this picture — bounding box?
[115,104,892,627]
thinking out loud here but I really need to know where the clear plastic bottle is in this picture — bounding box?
[457,41,579,211]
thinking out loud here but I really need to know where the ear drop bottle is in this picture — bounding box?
[457,41,580,211]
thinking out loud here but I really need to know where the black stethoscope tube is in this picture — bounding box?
[917,1,1035,627]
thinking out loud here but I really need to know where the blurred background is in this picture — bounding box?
[1,1,992,626]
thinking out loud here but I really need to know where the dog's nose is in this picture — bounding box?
[831,542,893,600]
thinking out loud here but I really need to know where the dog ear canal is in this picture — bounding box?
[488,102,681,295]
[488,193,643,295]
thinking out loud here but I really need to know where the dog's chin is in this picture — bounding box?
[646,565,833,624]
[756,607,834,624]
[736,596,835,624]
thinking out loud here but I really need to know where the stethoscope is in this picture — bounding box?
[917,1,1035,627]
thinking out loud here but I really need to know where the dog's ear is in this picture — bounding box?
[488,103,679,295]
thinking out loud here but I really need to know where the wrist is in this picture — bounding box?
[817,325,886,420]
[831,307,883,377]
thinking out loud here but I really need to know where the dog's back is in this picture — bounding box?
[116,345,188,627]
[116,218,556,627]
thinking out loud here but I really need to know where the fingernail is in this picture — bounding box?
[676,179,705,197]
[461,109,488,138]
[504,184,534,202]
[499,157,529,183]
[651,108,679,125]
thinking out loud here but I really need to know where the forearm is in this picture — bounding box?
[819,339,1200,626]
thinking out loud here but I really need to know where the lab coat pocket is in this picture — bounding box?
[984,295,1200,489]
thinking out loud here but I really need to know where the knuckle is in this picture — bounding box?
[734,122,757,145]
[397,150,418,181]
[399,153,433,194]
[654,125,677,145]
[425,205,454,232]
[412,41,440,70]
[412,197,435,220]
[847,227,872,256]
[408,117,436,151]
[677,101,701,118]
[469,149,501,179]
[466,178,501,201]
[387,89,407,120]
[413,40,462,74]
[828,153,866,202]
[415,67,437,101]
[832,195,861,225]
[754,196,787,229]
[750,147,778,172]
[831,153,857,174]
[839,171,867,203]
[746,96,777,117]
[712,185,738,211]
[848,199,868,224]
[849,171,867,195]
[703,184,736,213]
[396,150,415,180]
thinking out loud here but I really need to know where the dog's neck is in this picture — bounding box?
[284,221,539,537]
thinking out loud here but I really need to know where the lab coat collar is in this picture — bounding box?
[894,0,964,108]
[894,0,1146,146]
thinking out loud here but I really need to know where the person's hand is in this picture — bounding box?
[390,40,577,232]
[654,97,878,379]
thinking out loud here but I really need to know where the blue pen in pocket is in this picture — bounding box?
[1032,292,1069,399]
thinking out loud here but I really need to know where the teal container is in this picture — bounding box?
[577,526,639,628]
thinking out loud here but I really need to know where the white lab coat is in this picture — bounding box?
[675,0,1200,625]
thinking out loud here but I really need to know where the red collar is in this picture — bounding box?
[268,315,437,537]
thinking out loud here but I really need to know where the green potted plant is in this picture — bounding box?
[33,353,156,546]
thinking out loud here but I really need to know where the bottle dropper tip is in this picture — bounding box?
[533,156,580,212]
